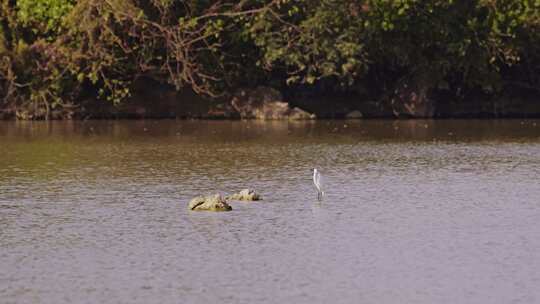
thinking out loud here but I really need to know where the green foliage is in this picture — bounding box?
[0,24,6,53]
[16,0,75,36]
[245,0,540,93]
[247,0,368,86]
[1,0,540,119]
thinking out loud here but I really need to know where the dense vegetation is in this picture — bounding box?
[1,0,539,119]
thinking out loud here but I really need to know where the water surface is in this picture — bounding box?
[1,120,540,304]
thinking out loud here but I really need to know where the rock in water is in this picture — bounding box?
[288,107,316,120]
[227,189,261,201]
[230,86,315,120]
[346,110,363,119]
[188,194,232,211]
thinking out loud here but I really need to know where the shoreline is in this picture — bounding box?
[2,84,539,121]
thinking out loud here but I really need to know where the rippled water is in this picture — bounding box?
[1,120,540,304]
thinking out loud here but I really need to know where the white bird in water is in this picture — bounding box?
[313,168,324,201]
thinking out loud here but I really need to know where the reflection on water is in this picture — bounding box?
[1,119,539,142]
[1,120,540,304]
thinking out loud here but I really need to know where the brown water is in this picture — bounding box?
[1,120,540,304]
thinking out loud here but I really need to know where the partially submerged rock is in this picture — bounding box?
[346,110,363,119]
[226,189,262,201]
[231,86,315,120]
[188,194,232,211]
[288,107,316,120]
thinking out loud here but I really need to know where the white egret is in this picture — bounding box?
[313,168,324,201]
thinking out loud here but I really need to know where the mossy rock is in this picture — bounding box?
[226,189,261,201]
[188,194,232,211]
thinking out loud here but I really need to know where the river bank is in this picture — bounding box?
[2,80,539,120]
